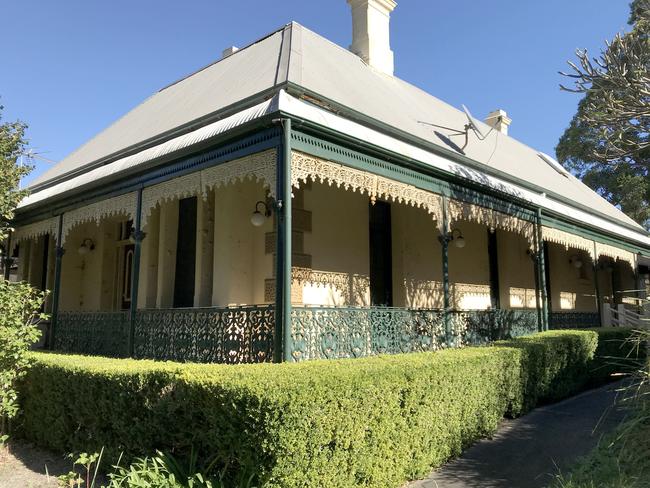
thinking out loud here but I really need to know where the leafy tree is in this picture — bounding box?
[0,104,31,243]
[0,103,45,442]
[557,0,650,229]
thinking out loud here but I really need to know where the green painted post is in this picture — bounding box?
[440,197,452,346]
[532,223,543,332]
[536,209,549,331]
[49,214,65,349]
[128,188,144,357]
[592,241,602,326]
[275,118,293,362]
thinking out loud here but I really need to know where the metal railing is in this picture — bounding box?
[290,306,446,361]
[289,307,539,361]
[52,306,542,363]
[54,311,129,357]
[548,311,601,329]
[53,305,275,363]
[450,309,540,345]
[133,305,275,363]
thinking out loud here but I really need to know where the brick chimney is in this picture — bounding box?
[347,0,397,75]
[484,109,512,135]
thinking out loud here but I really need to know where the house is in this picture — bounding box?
[7,0,650,363]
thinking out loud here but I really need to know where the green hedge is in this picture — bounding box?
[587,327,646,385]
[16,328,643,487]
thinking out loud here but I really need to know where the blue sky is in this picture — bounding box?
[1,1,631,185]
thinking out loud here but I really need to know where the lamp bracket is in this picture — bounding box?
[255,200,272,216]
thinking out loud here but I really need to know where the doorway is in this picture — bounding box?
[369,200,393,306]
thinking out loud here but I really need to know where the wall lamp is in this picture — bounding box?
[569,255,583,269]
[440,228,466,248]
[78,238,95,255]
[250,201,272,227]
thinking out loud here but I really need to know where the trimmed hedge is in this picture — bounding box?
[17,328,643,487]
[588,327,646,384]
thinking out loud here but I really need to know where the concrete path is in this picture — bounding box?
[409,382,627,488]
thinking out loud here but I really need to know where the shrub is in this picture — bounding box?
[0,279,46,438]
[587,327,646,385]
[16,329,642,487]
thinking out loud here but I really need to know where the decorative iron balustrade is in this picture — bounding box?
[53,311,129,357]
[133,305,275,363]
[52,305,541,363]
[549,311,600,329]
[290,306,447,361]
[450,309,540,345]
[289,307,540,361]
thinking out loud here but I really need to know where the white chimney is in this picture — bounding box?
[347,0,397,75]
[221,46,239,59]
[484,109,512,135]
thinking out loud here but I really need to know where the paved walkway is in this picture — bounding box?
[409,381,627,488]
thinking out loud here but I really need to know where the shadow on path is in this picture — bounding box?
[0,440,108,487]
[409,381,627,488]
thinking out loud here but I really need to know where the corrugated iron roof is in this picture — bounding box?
[27,22,647,234]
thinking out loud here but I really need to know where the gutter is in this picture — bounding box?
[283,82,650,239]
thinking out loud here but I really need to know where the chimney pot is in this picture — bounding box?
[347,0,397,75]
[484,109,512,135]
[221,46,239,59]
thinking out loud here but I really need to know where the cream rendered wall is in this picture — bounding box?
[301,182,370,306]
[391,211,491,310]
[301,184,493,309]
[391,204,442,308]
[59,222,104,311]
[546,243,597,312]
[138,206,161,309]
[156,200,178,308]
[448,222,491,309]
[497,230,537,309]
[212,181,271,306]
[99,219,120,310]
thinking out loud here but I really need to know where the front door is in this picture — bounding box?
[369,200,393,306]
[173,196,197,308]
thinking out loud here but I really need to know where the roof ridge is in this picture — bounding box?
[160,23,292,93]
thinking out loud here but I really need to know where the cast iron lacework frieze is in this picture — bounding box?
[548,311,600,329]
[133,305,275,363]
[11,217,59,252]
[61,192,137,245]
[140,149,277,227]
[53,311,129,357]
[291,151,444,229]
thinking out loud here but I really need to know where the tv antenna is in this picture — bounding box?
[418,104,494,150]
[20,148,57,164]
[18,149,57,189]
